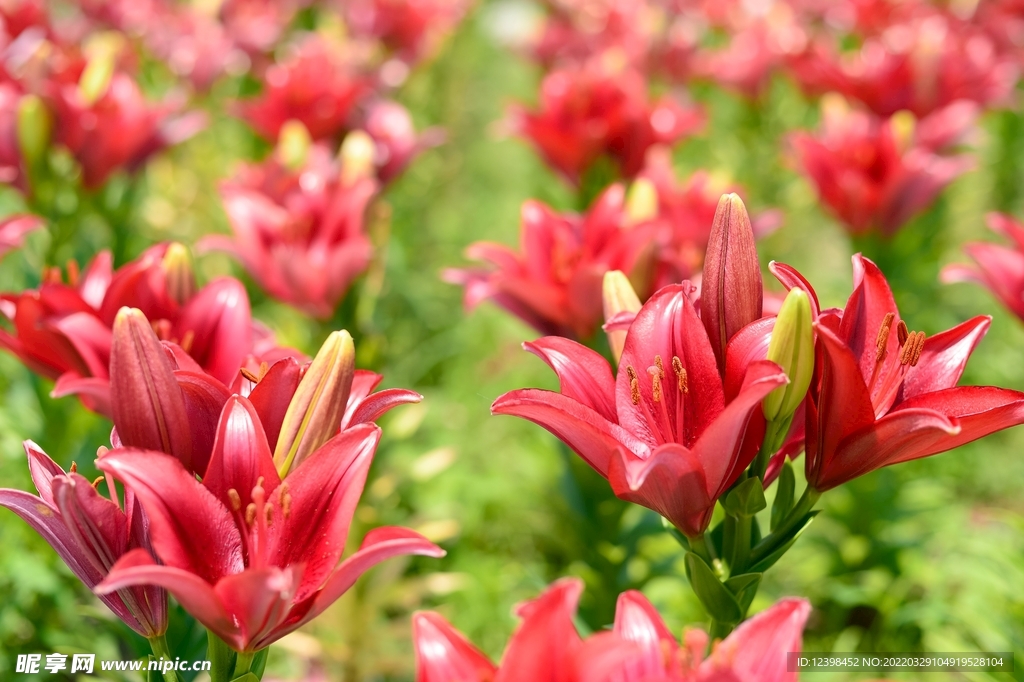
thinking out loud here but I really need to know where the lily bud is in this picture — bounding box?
[16,95,51,168]
[161,243,196,306]
[624,177,658,225]
[701,193,762,372]
[889,110,916,154]
[602,270,641,362]
[274,330,356,476]
[340,130,376,185]
[762,288,814,422]
[277,119,312,171]
[78,52,115,106]
[110,307,193,472]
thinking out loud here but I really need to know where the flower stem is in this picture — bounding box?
[148,635,180,682]
[709,617,734,641]
[749,485,821,565]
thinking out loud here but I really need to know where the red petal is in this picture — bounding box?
[176,277,252,386]
[413,612,498,682]
[838,255,899,382]
[703,598,810,682]
[613,591,678,680]
[203,396,281,509]
[175,370,232,474]
[524,336,616,421]
[769,262,821,318]
[497,577,583,682]
[899,316,989,400]
[248,357,302,452]
[214,566,302,652]
[344,388,423,429]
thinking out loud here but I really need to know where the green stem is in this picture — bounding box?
[232,651,255,678]
[709,618,734,642]
[148,635,180,682]
[749,485,821,565]
[689,533,714,565]
[730,513,752,575]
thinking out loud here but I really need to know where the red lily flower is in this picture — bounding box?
[203,143,376,319]
[492,284,787,537]
[414,578,811,681]
[0,441,167,638]
[219,0,301,55]
[0,81,28,192]
[792,254,1024,491]
[238,35,372,142]
[791,96,975,236]
[143,7,248,91]
[94,397,443,652]
[340,0,469,66]
[46,60,206,188]
[363,99,444,184]
[0,214,42,259]
[530,0,657,70]
[693,14,803,100]
[0,243,259,416]
[443,184,656,339]
[511,59,704,185]
[942,212,1024,322]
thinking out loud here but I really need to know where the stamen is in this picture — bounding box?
[278,484,291,519]
[92,476,104,489]
[245,503,257,526]
[179,329,195,354]
[258,361,270,381]
[875,312,895,362]
[648,366,662,403]
[896,320,909,346]
[240,367,260,383]
[227,488,242,512]
[909,331,926,366]
[654,355,665,378]
[672,356,688,393]
[70,462,78,473]
[264,505,274,526]
[626,366,640,405]
[66,259,80,287]
[43,266,62,284]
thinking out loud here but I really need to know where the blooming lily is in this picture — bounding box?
[444,184,655,339]
[0,441,167,638]
[791,254,1024,491]
[0,214,42,259]
[941,212,1024,322]
[413,577,811,681]
[492,283,787,537]
[511,59,703,185]
[791,96,975,236]
[0,243,258,416]
[94,392,442,651]
[341,0,469,66]
[204,141,377,318]
[363,99,444,184]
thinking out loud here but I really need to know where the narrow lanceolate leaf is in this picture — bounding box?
[110,307,193,472]
[273,330,355,476]
[702,193,763,373]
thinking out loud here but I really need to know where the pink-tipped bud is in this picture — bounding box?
[273,330,356,477]
[702,193,763,372]
[602,270,641,363]
[161,243,196,306]
[110,307,193,472]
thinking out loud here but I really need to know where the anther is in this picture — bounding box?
[240,367,260,383]
[896,320,909,346]
[281,493,292,519]
[875,313,895,362]
[179,330,195,354]
[70,462,78,473]
[654,355,665,378]
[66,259,80,287]
[672,356,688,393]
[92,476,104,489]
[227,489,242,512]
[245,503,257,526]
[258,361,270,381]
[626,366,640,405]
[648,366,662,403]
[910,331,926,366]
[264,505,274,526]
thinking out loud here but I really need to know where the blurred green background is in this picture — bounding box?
[1,2,1023,680]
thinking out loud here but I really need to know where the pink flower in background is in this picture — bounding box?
[511,59,704,185]
[530,0,657,69]
[238,35,371,142]
[0,81,26,190]
[943,212,1024,321]
[46,61,206,188]
[0,214,41,259]
[414,578,810,681]
[219,0,302,56]
[144,8,248,91]
[791,97,975,236]
[0,243,258,416]
[339,0,469,65]
[364,99,444,184]
[492,284,786,537]
[443,184,655,339]
[205,144,377,319]
[95,330,439,652]
[0,441,167,638]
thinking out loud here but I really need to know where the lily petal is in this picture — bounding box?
[702,597,810,682]
[524,336,617,421]
[899,315,990,400]
[413,612,498,682]
[203,396,281,510]
[496,577,583,682]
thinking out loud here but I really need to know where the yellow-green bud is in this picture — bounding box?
[161,243,196,306]
[78,52,115,106]
[340,130,376,185]
[602,270,641,364]
[890,110,916,153]
[625,177,658,225]
[763,287,814,422]
[274,330,355,477]
[16,95,51,167]
[277,119,312,171]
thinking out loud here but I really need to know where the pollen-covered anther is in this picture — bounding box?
[278,483,292,519]
[896,320,909,346]
[66,259,80,287]
[179,329,195,354]
[648,365,662,403]
[875,312,895,362]
[898,330,927,366]
[92,476,104,489]
[240,367,261,383]
[654,355,665,378]
[626,366,640,405]
[245,503,257,526]
[227,488,242,512]
[264,505,274,526]
[70,461,78,473]
[672,356,688,393]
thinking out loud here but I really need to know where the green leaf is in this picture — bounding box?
[724,572,762,616]
[723,477,767,517]
[249,648,269,679]
[748,511,819,574]
[770,462,795,531]
[686,552,742,623]
[229,675,260,682]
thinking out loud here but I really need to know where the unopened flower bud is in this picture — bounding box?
[274,330,356,476]
[16,95,51,167]
[602,270,641,362]
[701,193,762,372]
[889,110,916,153]
[78,52,116,106]
[762,288,814,422]
[161,243,196,306]
[340,130,376,185]
[277,119,312,171]
[625,177,658,225]
[110,307,193,471]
